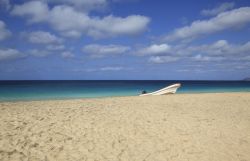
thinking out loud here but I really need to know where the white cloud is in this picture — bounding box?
[84,66,126,72]
[41,0,139,12]
[82,44,130,58]
[182,40,250,63]
[0,20,11,41]
[184,40,250,58]
[135,44,171,56]
[88,15,150,38]
[100,66,124,71]
[11,1,49,23]
[176,68,217,73]
[11,1,150,39]
[183,40,250,57]
[0,49,26,61]
[46,44,65,51]
[164,7,250,42]
[138,40,250,64]
[192,54,225,62]
[174,40,230,56]
[149,56,179,64]
[30,49,75,58]
[73,66,128,72]
[61,51,74,58]
[0,0,11,10]
[61,30,82,38]
[47,5,90,34]
[201,2,235,16]
[44,0,107,11]
[25,31,63,44]
[49,6,150,39]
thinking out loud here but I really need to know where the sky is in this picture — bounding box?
[0,0,250,80]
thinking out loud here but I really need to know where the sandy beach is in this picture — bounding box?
[0,92,250,161]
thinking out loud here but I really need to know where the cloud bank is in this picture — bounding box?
[137,40,250,64]
[164,7,250,42]
[82,44,130,58]
[11,1,150,39]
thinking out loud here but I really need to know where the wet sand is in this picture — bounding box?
[0,93,250,161]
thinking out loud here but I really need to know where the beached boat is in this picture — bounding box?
[139,83,181,96]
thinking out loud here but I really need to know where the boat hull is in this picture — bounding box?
[139,83,181,96]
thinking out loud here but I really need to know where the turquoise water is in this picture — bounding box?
[0,80,250,101]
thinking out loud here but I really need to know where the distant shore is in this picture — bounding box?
[0,92,250,161]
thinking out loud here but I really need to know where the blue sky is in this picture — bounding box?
[0,0,250,80]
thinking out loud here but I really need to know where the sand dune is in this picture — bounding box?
[0,93,250,161]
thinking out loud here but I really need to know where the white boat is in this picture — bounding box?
[139,83,181,96]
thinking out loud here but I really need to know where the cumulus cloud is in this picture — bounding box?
[11,1,49,23]
[61,51,75,58]
[138,40,250,64]
[164,7,250,42]
[171,40,230,56]
[201,2,235,16]
[11,1,150,39]
[135,44,171,56]
[0,20,11,41]
[41,0,139,12]
[183,40,250,57]
[148,56,179,63]
[185,40,250,62]
[0,49,26,61]
[43,0,107,11]
[82,44,130,58]
[88,15,150,38]
[25,31,63,44]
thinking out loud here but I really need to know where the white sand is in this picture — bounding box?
[0,93,250,161]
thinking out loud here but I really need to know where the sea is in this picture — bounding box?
[0,80,250,101]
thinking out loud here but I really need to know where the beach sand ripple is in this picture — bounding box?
[0,93,250,161]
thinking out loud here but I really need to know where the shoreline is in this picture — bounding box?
[1,91,250,103]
